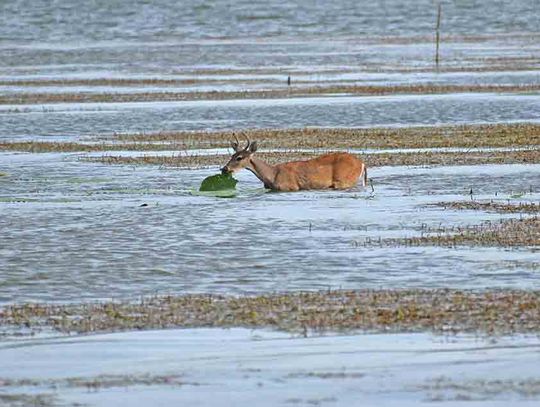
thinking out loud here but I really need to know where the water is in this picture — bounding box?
[1,0,539,142]
[1,0,539,90]
[1,328,540,406]
[0,0,539,304]
[1,94,539,140]
[1,2,540,405]
[2,0,538,43]
[1,151,538,303]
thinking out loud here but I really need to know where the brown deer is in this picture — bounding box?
[221,137,367,192]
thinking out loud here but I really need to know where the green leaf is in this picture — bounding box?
[199,173,238,192]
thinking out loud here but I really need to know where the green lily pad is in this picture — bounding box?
[199,173,238,192]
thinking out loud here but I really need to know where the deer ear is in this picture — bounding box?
[249,141,258,153]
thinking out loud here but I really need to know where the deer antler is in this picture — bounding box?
[230,134,252,152]
[231,134,241,152]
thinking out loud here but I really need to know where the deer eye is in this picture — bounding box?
[236,156,242,161]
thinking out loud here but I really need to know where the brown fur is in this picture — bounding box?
[271,153,364,191]
[222,144,366,191]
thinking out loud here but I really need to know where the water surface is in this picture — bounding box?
[1,152,538,303]
[1,328,539,406]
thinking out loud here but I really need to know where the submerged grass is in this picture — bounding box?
[83,148,540,169]
[1,289,540,337]
[112,123,540,149]
[392,199,540,248]
[0,373,188,390]
[0,393,57,407]
[2,124,539,153]
[421,377,540,401]
[394,217,540,248]
[1,84,540,105]
[0,141,205,153]
[433,201,540,214]
[0,374,193,407]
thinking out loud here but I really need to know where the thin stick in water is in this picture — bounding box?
[435,3,442,69]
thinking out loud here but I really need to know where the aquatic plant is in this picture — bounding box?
[1,289,539,337]
[390,217,540,248]
[199,173,237,191]
[1,84,539,105]
[3,124,539,153]
[433,201,540,214]
[84,149,540,169]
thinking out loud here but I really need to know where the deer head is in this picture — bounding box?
[221,135,258,174]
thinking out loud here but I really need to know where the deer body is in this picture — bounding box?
[222,138,367,192]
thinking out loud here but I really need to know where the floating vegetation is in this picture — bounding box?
[1,289,540,337]
[2,124,539,153]
[0,197,39,203]
[84,153,232,168]
[0,393,57,407]
[0,77,264,87]
[420,377,540,401]
[0,141,189,153]
[393,217,540,248]
[1,84,540,105]
[434,201,540,214]
[83,149,540,169]
[0,142,119,153]
[114,123,540,148]
[199,173,238,191]
[0,373,188,391]
[368,149,540,167]
[390,200,540,248]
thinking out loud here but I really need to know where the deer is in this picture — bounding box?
[221,136,367,192]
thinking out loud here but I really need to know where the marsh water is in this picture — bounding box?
[2,328,540,406]
[1,1,540,405]
[1,0,540,101]
[1,153,539,303]
[1,0,539,74]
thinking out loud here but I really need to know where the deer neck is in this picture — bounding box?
[246,156,277,188]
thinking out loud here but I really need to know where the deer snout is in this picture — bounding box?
[221,166,231,174]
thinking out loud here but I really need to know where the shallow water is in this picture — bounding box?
[1,0,539,107]
[1,1,539,144]
[1,2,538,305]
[2,93,540,140]
[1,152,538,303]
[1,70,540,97]
[1,328,540,406]
[1,2,540,406]
[3,0,539,42]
